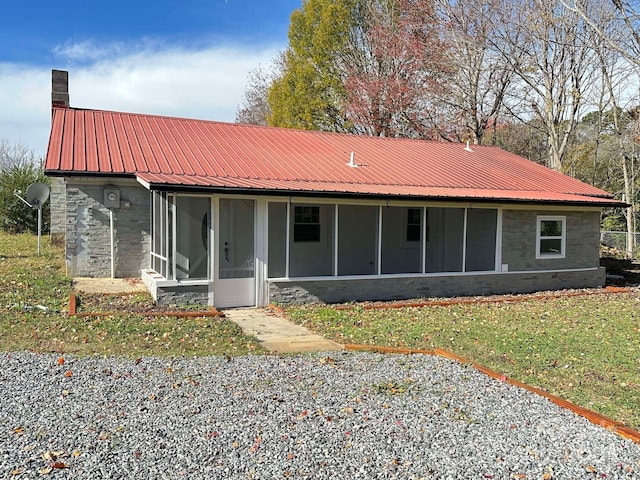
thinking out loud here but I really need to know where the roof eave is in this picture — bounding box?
[138,181,625,208]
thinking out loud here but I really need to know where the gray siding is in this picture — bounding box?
[65,181,150,277]
[49,177,66,245]
[501,210,601,271]
[269,268,606,304]
[155,285,209,305]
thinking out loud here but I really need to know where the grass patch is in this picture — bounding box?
[0,232,265,357]
[283,293,640,431]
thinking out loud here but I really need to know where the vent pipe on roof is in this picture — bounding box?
[464,140,473,152]
[51,70,70,109]
[347,151,358,168]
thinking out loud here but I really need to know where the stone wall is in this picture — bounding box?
[501,209,601,271]
[155,285,209,306]
[49,177,66,246]
[64,180,150,277]
[269,268,606,304]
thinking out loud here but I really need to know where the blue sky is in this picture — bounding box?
[0,0,301,157]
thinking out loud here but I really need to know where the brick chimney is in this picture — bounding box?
[51,69,69,108]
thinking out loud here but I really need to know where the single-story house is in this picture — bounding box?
[45,70,624,307]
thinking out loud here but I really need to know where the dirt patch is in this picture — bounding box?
[601,256,640,286]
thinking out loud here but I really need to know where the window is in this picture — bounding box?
[294,206,321,242]
[536,216,566,259]
[406,208,421,242]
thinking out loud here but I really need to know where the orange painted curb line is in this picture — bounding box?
[334,286,631,311]
[344,343,640,444]
[68,294,223,318]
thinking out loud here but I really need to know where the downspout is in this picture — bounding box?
[110,209,115,279]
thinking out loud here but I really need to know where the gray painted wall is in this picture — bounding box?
[64,180,150,277]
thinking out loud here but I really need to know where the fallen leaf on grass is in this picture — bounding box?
[37,467,52,475]
[64,371,73,378]
[57,357,65,365]
[13,426,24,436]
[10,468,24,475]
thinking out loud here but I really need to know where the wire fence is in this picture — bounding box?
[600,231,640,255]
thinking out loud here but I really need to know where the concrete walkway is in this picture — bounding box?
[222,308,343,354]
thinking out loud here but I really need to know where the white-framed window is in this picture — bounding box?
[536,215,566,259]
[293,205,321,242]
[405,207,422,242]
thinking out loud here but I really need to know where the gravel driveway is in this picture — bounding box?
[2,351,639,479]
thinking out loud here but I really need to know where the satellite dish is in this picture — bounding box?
[25,183,50,209]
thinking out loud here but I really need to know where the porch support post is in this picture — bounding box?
[334,204,339,276]
[377,205,382,275]
[462,208,468,272]
[285,202,290,278]
[255,199,269,307]
[495,208,503,271]
[422,207,427,274]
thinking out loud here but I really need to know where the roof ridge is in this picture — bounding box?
[53,107,508,149]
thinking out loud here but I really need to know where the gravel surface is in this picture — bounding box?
[1,351,639,479]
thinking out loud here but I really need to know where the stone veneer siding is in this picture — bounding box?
[269,268,605,304]
[154,285,209,306]
[64,180,150,277]
[501,209,601,271]
[49,177,66,246]
[269,209,605,304]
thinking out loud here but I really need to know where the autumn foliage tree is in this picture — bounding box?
[267,0,356,132]
[341,0,450,138]
[267,0,450,138]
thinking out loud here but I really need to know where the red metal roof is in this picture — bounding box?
[45,107,623,206]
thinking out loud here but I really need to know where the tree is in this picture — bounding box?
[492,0,596,171]
[267,0,451,138]
[340,0,450,138]
[267,0,356,132]
[432,0,515,145]
[236,61,283,126]
[562,0,640,69]
[0,140,49,234]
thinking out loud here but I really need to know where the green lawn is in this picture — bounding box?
[282,293,640,431]
[0,232,264,358]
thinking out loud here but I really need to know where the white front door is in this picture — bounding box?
[216,198,256,308]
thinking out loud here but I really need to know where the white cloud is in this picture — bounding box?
[0,42,282,158]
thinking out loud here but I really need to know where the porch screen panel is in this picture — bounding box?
[381,207,422,274]
[268,202,287,278]
[219,199,255,279]
[426,207,464,273]
[174,196,210,280]
[151,191,168,278]
[465,209,497,271]
[338,205,378,276]
[289,204,334,277]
